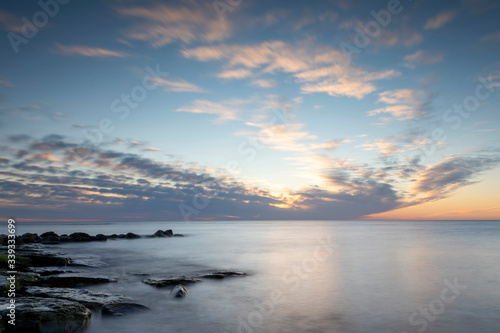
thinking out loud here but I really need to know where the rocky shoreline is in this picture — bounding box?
[0,229,247,333]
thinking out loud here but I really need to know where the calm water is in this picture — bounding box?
[10,220,500,333]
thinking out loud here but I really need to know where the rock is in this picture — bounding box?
[0,271,38,296]
[69,232,93,242]
[107,234,119,239]
[0,296,91,332]
[171,284,188,298]
[59,234,72,242]
[164,229,173,237]
[18,252,71,267]
[143,276,201,288]
[102,302,150,316]
[40,231,58,239]
[118,234,126,239]
[0,254,32,272]
[35,274,117,288]
[153,230,167,237]
[94,234,107,241]
[41,235,61,245]
[20,233,38,244]
[26,286,130,309]
[125,232,141,239]
[173,234,184,237]
[200,271,248,279]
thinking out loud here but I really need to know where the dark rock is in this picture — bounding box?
[20,233,38,244]
[171,284,188,298]
[164,229,174,237]
[16,252,70,267]
[0,254,32,272]
[0,296,91,332]
[108,234,119,239]
[94,234,107,241]
[118,234,126,239]
[41,235,61,245]
[69,232,93,242]
[102,302,150,316]
[153,230,167,237]
[200,271,248,279]
[26,286,130,309]
[0,270,38,296]
[125,232,141,239]
[40,231,58,239]
[173,234,184,237]
[35,275,117,288]
[59,234,72,242]
[143,276,201,288]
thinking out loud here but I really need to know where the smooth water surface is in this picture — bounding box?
[11,220,500,333]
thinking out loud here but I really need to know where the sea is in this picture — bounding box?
[10,220,500,333]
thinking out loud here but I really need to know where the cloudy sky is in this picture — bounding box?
[1,0,499,222]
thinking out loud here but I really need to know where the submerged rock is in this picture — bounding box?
[125,232,141,239]
[94,234,108,241]
[26,286,129,309]
[0,296,91,333]
[35,274,117,288]
[171,284,188,298]
[102,302,150,316]
[200,271,248,279]
[143,276,201,288]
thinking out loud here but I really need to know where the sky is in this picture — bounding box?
[0,0,499,222]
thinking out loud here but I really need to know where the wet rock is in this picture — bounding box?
[164,229,173,237]
[69,232,93,242]
[18,252,71,267]
[41,235,61,245]
[102,302,150,316]
[59,234,72,242]
[35,274,117,288]
[26,286,129,309]
[152,230,168,237]
[0,253,32,272]
[143,276,201,288]
[0,270,38,296]
[40,231,58,239]
[20,233,38,244]
[0,296,91,333]
[200,271,248,280]
[173,234,184,237]
[94,234,108,241]
[125,232,141,239]
[171,284,188,298]
[117,234,126,239]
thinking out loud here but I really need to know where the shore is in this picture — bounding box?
[0,229,247,333]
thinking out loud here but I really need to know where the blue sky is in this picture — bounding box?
[1,0,500,221]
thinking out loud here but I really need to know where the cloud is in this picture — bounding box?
[183,40,400,99]
[403,50,443,69]
[368,89,431,120]
[216,69,253,79]
[480,31,500,43]
[424,9,459,30]
[251,79,276,88]
[339,18,423,47]
[151,77,205,92]
[0,10,22,33]
[53,43,130,58]
[176,99,244,122]
[357,139,403,157]
[117,2,231,47]
[0,79,14,87]
[411,155,500,201]
[143,147,160,151]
